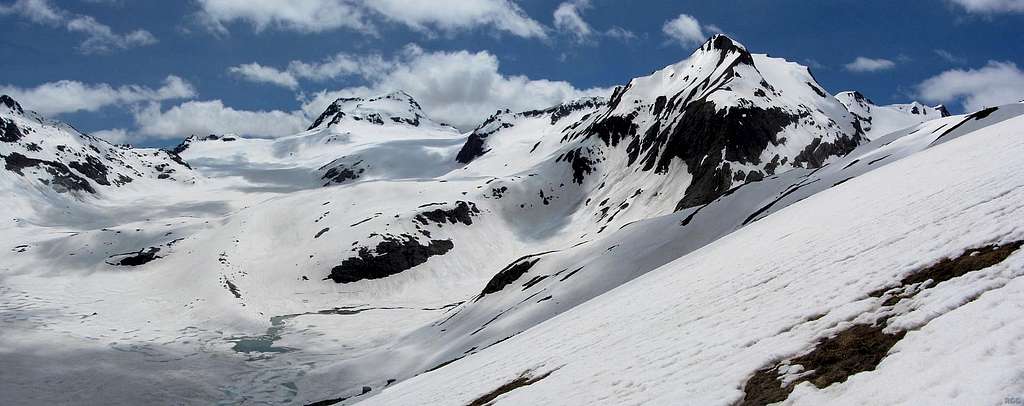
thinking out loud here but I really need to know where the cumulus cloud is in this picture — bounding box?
[90,128,131,144]
[194,0,547,39]
[662,14,718,47]
[228,53,391,89]
[293,45,611,130]
[0,0,157,54]
[229,44,609,131]
[193,0,373,35]
[844,57,896,72]
[364,0,546,39]
[916,61,1024,112]
[0,76,196,116]
[132,101,307,139]
[228,63,300,89]
[948,0,1024,13]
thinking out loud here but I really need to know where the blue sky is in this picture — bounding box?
[1,0,1022,146]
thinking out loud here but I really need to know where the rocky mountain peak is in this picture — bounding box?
[1,94,24,115]
[307,90,445,131]
[702,34,755,65]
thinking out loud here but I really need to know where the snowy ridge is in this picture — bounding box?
[835,90,950,138]
[0,94,193,202]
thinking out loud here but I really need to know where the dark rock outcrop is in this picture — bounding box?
[107,247,162,266]
[414,201,480,226]
[0,95,23,114]
[69,155,111,186]
[327,235,454,283]
[477,254,547,298]
[3,152,96,193]
[456,132,489,164]
[1,118,23,142]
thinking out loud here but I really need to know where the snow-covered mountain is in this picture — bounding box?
[307,90,455,131]
[3,35,1022,406]
[835,90,950,138]
[1,95,192,197]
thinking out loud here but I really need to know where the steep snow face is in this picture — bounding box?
[0,95,193,199]
[360,106,1024,406]
[308,91,455,132]
[836,91,950,139]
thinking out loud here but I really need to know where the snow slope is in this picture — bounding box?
[361,105,1024,406]
[286,103,1024,405]
[0,35,1008,406]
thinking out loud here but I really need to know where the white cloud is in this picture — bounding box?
[552,0,633,44]
[296,46,610,130]
[554,0,593,43]
[934,49,966,64]
[229,53,393,89]
[193,0,373,35]
[0,0,157,54]
[916,61,1024,112]
[604,26,636,41]
[662,14,713,47]
[194,0,547,39]
[231,44,608,130]
[844,57,896,73]
[133,101,306,139]
[91,128,131,144]
[364,0,546,39]
[228,63,300,89]
[948,0,1024,13]
[0,76,196,116]
[804,59,827,70]
[287,53,391,81]
[0,0,62,24]
[67,15,158,54]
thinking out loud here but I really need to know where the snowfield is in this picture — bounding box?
[1,36,1021,406]
[362,109,1024,406]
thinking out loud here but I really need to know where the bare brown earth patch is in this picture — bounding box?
[737,239,1023,406]
[466,369,555,406]
[736,323,904,406]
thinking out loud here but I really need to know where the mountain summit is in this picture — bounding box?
[307,90,450,131]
